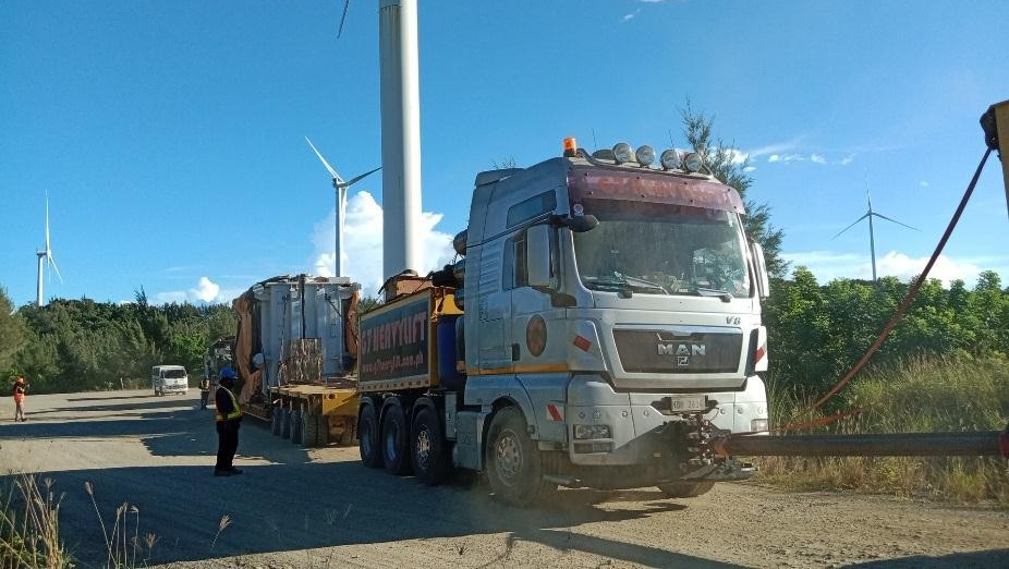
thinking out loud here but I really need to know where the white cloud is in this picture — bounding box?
[311,191,456,296]
[189,277,220,302]
[622,10,639,21]
[919,181,930,188]
[782,250,992,287]
[747,138,803,158]
[766,152,853,166]
[768,153,805,164]
[743,166,757,173]
[153,277,241,305]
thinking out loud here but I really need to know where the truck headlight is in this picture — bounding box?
[574,424,612,440]
[750,419,769,433]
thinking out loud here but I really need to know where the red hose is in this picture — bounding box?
[784,147,994,428]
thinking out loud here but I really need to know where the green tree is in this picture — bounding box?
[680,102,787,278]
[0,286,27,375]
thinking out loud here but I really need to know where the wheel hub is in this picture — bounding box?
[494,429,523,485]
[416,428,431,469]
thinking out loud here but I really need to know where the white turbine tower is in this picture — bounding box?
[338,0,423,279]
[36,191,63,306]
[833,182,918,281]
[305,137,380,278]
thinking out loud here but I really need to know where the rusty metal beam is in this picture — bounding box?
[720,431,1004,458]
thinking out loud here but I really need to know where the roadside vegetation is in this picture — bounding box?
[0,287,235,394]
[758,356,1009,505]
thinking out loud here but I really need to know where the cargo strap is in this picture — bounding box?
[215,386,242,422]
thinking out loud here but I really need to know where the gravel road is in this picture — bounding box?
[1,390,1006,568]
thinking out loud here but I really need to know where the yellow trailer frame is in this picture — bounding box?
[269,383,359,447]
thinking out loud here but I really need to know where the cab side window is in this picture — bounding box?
[502,232,528,290]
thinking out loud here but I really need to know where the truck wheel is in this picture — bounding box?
[485,406,556,507]
[280,408,292,439]
[303,412,322,447]
[359,404,382,468]
[411,406,452,486]
[381,404,412,475]
[291,410,304,445]
[271,409,282,436]
[657,481,715,498]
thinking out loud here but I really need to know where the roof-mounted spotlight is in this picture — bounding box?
[683,152,704,173]
[612,142,634,164]
[660,149,681,170]
[635,145,655,167]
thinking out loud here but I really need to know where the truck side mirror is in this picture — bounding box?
[749,241,771,299]
[552,214,598,233]
[526,224,554,289]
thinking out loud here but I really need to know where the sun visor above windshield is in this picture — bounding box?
[567,167,745,215]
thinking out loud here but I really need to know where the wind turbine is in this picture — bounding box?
[337,0,423,279]
[305,137,380,278]
[36,191,63,306]
[833,182,918,281]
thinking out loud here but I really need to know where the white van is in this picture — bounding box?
[151,365,189,396]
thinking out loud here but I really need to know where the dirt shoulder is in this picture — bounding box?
[1,391,1007,568]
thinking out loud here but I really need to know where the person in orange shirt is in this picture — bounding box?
[13,377,28,422]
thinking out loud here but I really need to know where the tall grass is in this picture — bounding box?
[0,475,72,569]
[757,356,1009,505]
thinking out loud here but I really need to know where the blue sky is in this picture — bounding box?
[1,0,1007,306]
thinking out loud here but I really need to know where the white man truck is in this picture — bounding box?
[356,140,771,506]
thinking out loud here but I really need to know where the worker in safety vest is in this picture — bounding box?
[214,368,243,476]
[12,377,28,422]
[199,376,211,410]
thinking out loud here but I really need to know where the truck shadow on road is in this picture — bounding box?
[15,461,745,569]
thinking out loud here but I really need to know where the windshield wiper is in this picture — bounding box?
[584,273,669,297]
[688,287,734,303]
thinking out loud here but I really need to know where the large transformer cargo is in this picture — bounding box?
[232,274,360,446]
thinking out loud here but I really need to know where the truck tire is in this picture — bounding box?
[359,404,382,468]
[381,404,412,475]
[485,406,556,507]
[303,412,322,447]
[657,481,715,498]
[280,408,292,439]
[271,408,282,436]
[411,406,452,486]
[291,409,304,445]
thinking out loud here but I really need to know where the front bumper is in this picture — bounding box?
[564,374,768,467]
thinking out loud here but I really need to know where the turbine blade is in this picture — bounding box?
[831,212,870,239]
[45,190,51,252]
[304,136,343,183]
[337,0,350,39]
[48,253,63,283]
[338,166,381,189]
[872,212,919,231]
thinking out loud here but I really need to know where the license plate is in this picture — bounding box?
[667,395,706,412]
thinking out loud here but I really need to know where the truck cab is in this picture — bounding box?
[357,142,771,506]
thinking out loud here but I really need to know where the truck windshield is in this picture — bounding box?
[572,200,751,298]
[164,369,187,379]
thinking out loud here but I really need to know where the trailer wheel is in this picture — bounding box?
[381,404,412,475]
[485,406,555,507]
[359,404,382,468]
[291,409,304,445]
[303,412,323,447]
[271,408,282,436]
[411,406,452,486]
[657,481,714,498]
[280,408,292,439]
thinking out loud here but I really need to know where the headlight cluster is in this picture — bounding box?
[573,424,612,440]
[609,142,704,173]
